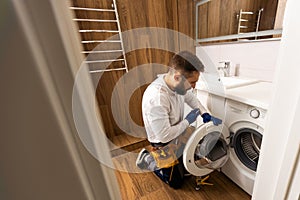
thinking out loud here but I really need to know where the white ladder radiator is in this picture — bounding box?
[70,0,128,73]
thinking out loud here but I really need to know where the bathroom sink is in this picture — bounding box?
[220,76,259,89]
[196,74,259,92]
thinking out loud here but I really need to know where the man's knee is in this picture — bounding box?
[169,179,184,189]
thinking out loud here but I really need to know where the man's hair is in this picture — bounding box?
[169,51,204,77]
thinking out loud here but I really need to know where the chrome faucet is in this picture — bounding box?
[218,61,231,77]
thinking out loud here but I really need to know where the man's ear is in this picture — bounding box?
[174,74,181,82]
[173,70,183,82]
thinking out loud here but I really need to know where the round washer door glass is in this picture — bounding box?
[232,128,262,171]
[194,131,229,170]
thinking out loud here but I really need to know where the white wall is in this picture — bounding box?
[197,40,281,82]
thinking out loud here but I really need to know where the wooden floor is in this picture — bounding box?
[112,150,251,200]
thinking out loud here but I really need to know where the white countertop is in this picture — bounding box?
[225,81,274,110]
[195,75,274,109]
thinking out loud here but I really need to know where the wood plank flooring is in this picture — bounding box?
[112,149,251,200]
[109,134,150,157]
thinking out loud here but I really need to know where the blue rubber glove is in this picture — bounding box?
[201,113,222,126]
[185,108,200,124]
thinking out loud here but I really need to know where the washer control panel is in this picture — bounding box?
[226,99,267,121]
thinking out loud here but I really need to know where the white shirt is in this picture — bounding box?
[142,74,207,143]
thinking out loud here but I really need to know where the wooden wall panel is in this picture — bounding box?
[207,0,221,38]
[71,0,113,9]
[82,42,122,51]
[117,0,179,30]
[79,32,119,41]
[259,0,278,31]
[177,0,195,52]
[117,0,180,57]
[178,0,194,38]
[77,22,118,32]
[220,0,235,36]
[198,4,208,39]
[95,71,128,137]
[73,10,116,20]
[129,87,144,127]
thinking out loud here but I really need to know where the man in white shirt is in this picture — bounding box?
[136,51,222,189]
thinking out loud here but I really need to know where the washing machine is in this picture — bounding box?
[221,98,266,195]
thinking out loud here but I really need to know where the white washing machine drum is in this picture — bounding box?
[183,122,229,176]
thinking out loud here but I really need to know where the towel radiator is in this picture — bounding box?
[237,8,264,40]
[70,0,128,73]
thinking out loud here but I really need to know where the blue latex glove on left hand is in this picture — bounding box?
[201,113,222,126]
[185,108,201,124]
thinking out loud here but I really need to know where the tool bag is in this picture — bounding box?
[150,144,179,169]
[150,126,195,169]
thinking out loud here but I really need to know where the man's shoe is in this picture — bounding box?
[136,148,149,169]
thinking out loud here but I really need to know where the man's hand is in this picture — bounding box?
[201,113,222,126]
[185,108,200,124]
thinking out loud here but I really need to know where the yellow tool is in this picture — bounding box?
[195,175,213,190]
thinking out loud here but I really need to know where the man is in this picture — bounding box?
[136,51,222,189]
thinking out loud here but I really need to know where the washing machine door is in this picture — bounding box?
[183,122,229,176]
